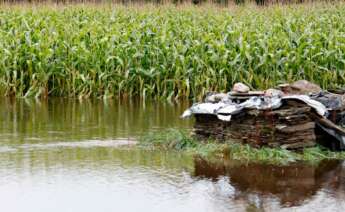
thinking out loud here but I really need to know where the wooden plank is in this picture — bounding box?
[279,134,316,144]
[310,114,345,136]
[268,107,311,116]
[228,91,265,96]
[275,122,315,133]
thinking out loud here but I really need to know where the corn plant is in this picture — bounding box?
[0,4,345,100]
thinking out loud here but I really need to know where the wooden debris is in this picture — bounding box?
[311,113,345,136]
[275,122,315,133]
[228,91,265,97]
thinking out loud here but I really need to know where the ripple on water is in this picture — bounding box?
[0,146,17,153]
[0,139,137,153]
[21,139,137,150]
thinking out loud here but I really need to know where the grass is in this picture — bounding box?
[1,3,345,99]
[139,129,345,165]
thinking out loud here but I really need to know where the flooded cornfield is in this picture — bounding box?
[1,98,345,212]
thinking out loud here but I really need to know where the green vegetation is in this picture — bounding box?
[140,129,345,164]
[1,4,345,99]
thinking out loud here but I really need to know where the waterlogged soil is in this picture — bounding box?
[0,98,345,212]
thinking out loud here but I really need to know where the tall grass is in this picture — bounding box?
[139,129,345,164]
[1,3,345,99]
[0,0,340,6]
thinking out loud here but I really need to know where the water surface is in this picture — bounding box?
[0,98,345,212]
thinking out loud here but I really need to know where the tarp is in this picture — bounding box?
[182,95,326,118]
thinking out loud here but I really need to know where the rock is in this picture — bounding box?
[278,80,322,95]
[290,80,322,94]
[232,83,250,93]
[264,89,284,97]
[205,92,229,103]
[278,83,291,94]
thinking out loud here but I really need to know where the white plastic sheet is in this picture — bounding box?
[282,95,327,116]
[182,94,328,120]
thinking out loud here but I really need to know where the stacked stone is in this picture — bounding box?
[193,100,317,149]
[190,80,345,150]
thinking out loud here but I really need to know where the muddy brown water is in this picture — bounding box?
[0,98,345,212]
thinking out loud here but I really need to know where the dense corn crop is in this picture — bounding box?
[1,4,345,99]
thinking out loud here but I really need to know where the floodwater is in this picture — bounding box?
[0,98,345,212]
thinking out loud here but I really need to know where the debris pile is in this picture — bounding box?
[182,80,345,150]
